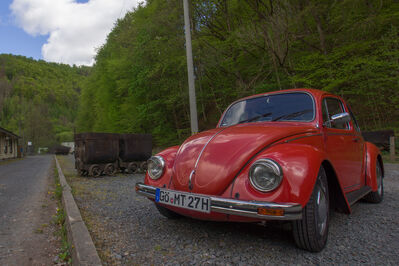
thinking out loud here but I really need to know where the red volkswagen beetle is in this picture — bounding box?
[136,89,384,252]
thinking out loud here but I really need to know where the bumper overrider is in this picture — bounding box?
[135,183,302,220]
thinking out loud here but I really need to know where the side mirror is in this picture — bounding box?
[330,112,351,125]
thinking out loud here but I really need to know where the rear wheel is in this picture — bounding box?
[292,166,329,252]
[155,204,182,219]
[364,160,383,203]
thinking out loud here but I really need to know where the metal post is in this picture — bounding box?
[183,0,198,135]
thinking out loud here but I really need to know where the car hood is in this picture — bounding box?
[172,123,316,195]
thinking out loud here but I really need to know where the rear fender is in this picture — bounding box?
[365,142,383,191]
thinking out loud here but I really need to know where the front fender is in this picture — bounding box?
[365,142,383,191]
[144,146,179,187]
[230,143,326,207]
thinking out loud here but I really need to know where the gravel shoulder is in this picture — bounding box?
[57,155,399,265]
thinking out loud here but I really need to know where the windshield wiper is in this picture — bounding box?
[272,109,313,121]
[238,112,272,124]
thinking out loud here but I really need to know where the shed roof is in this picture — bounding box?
[0,127,20,138]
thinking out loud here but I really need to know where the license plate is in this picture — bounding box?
[155,188,211,213]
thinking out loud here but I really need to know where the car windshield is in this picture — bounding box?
[220,92,314,127]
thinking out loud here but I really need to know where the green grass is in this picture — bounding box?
[52,164,72,264]
[381,150,399,164]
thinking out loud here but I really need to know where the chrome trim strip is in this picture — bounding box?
[285,133,322,143]
[194,128,227,169]
[189,127,228,190]
[188,170,195,190]
[326,133,358,136]
[135,183,302,220]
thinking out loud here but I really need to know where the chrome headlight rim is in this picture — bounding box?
[147,155,165,180]
[249,158,283,192]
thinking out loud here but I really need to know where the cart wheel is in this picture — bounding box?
[104,163,116,176]
[78,169,86,176]
[128,162,138,174]
[140,161,148,172]
[89,164,102,177]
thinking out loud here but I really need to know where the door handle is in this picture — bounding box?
[352,137,359,143]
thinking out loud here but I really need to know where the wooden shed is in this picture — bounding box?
[0,127,20,160]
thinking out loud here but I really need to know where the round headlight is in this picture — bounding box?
[249,159,283,192]
[147,156,165,180]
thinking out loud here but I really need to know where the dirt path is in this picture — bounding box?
[0,156,62,265]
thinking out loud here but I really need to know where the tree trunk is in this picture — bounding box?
[313,13,327,55]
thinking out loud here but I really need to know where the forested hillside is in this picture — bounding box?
[0,54,89,147]
[76,0,399,147]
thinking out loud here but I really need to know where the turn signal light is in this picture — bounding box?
[135,185,139,192]
[257,208,284,216]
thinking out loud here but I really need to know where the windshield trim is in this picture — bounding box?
[218,91,316,127]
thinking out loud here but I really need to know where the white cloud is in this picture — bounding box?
[10,0,139,66]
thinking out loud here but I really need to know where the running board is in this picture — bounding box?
[346,186,372,206]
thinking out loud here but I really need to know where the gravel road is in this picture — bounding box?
[0,156,61,265]
[57,155,399,265]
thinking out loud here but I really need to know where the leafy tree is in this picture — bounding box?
[71,0,399,146]
[0,54,89,148]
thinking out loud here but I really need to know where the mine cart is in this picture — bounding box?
[119,134,152,173]
[74,133,119,177]
[53,145,71,155]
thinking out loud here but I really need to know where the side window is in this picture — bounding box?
[322,100,330,127]
[323,98,349,130]
[347,105,361,132]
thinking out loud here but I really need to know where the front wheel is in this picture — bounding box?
[292,166,329,252]
[364,160,383,203]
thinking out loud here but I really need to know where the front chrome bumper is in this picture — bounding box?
[135,182,302,220]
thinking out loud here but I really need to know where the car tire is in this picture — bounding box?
[155,204,182,219]
[364,160,383,203]
[292,166,329,252]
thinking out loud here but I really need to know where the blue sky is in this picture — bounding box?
[0,0,135,65]
[0,0,48,60]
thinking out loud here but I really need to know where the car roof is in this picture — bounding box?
[236,88,329,102]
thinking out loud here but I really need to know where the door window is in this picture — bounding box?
[323,98,349,130]
[347,105,361,132]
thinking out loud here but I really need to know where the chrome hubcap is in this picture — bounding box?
[316,183,328,236]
